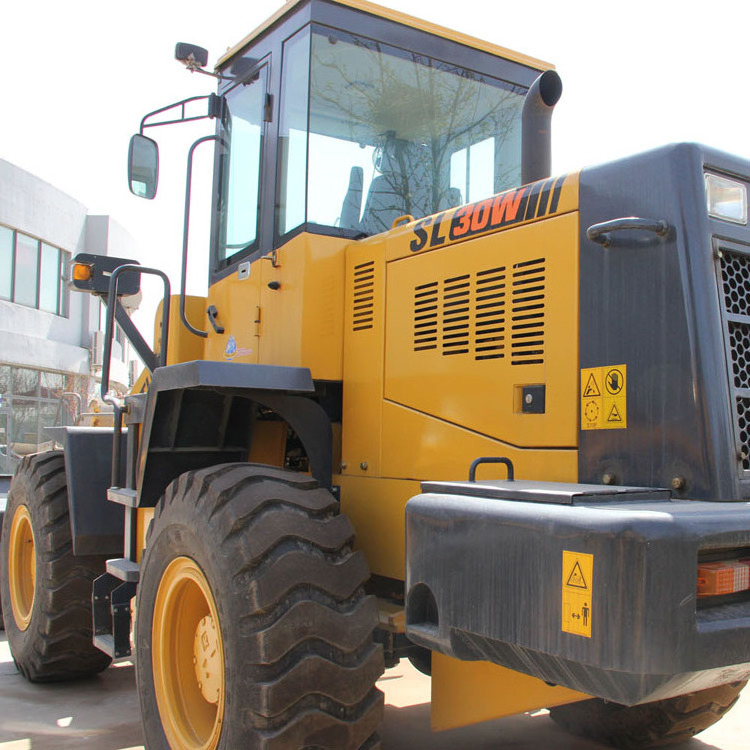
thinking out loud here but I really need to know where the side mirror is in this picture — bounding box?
[128,134,159,199]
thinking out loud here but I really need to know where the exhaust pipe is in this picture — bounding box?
[521,70,563,184]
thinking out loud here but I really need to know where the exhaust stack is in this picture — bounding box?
[521,70,563,184]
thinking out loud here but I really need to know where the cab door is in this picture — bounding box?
[205,62,269,364]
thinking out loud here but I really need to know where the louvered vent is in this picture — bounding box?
[511,258,546,366]
[442,274,470,356]
[413,281,438,351]
[412,262,540,364]
[352,260,375,332]
[474,266,506,361]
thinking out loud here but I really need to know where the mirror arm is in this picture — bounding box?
[112,301,159,372]
[180,134,219,339]
[140,93,223,133]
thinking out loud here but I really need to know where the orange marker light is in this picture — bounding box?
[697,560,750,597]
[73,263,92,281]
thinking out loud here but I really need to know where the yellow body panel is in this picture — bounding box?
[384,212,580,448]
[136,507,154,564]
[154,295,208,365]
[338,475,421,581]
[341,175,582,582]
[342,239,387,477]
[248,421,288,467]
[380,401,578,484]
[258,234,347,380]
[205,261,262,364]
[431,654,588,731]
[206,235,347,378]
[383,172,579,263]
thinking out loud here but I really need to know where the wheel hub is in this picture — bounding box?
[152,556,225,750]
[8,504,36,631]
[194,615,222,704]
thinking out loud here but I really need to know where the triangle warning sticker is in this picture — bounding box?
[607,404,623,423]
[583,373,601,397]
[566,561,588,589]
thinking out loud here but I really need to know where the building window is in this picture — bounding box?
[0,224,70,316]
[0,364,88,474]
[0,226,12,300]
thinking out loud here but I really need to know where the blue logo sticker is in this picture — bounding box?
[224,335,237,360]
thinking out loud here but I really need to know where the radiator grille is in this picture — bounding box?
[412,258,545,365]
[351,260,375,332]
[719,250,750,471]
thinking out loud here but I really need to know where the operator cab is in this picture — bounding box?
[210,0,550,273]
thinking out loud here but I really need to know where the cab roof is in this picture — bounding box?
[217,0,552,72]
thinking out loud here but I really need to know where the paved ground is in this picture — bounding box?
[1,632,748,750]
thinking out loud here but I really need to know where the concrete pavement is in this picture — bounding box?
[0,632,747,749]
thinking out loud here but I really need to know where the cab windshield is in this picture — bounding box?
[277,25,526,238]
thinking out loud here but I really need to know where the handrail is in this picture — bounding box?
[179,135,219,339]
[101,264,171,487]
[469,457,515,483]
[586,217,669,248]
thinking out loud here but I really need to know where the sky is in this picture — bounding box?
[3,0,750,336]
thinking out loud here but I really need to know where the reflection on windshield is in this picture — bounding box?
[276,27,525,237]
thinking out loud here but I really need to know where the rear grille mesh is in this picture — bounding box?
[737,398,750,471]
[719,250,750,471]
[729,322,750,390]
[721,252,750,315]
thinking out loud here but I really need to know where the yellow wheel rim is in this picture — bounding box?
[8,504,36,631]
[152,556,225,750]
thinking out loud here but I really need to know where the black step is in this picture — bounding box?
[106,557,140,583]
[107,487,138,507]
[92,571,137,661]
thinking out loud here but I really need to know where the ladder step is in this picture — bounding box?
[107,487,138,507]
[93,634,131,662]
[93,634,115,658]
[106,557,140,582]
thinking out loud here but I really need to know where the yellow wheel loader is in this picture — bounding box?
[4,1,750,747]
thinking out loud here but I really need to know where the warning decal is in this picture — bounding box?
[566,561,588,589]
[562,551,593,638]
[581,365,627,431]
[583,373,601,397]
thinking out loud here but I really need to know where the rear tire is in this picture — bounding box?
[136,463,384,750]
[549,681,746,749]
[0,451,111,681]
[0,510,4,630]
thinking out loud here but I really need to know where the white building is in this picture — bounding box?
[0,159,137,474]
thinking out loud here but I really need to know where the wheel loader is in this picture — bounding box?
[4,1,750,747]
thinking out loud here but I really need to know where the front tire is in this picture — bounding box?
[549,681,746,749]
[0,451,111,681]
[136,463,384,750]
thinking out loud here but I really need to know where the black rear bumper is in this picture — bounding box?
[405,479,750,705]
